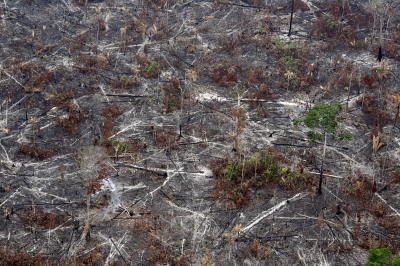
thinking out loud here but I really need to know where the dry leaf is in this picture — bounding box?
[186,69,198,82]
[372,133,383,153]
[233,223,242,235]
[29,116,36,123]
[200,256,211,266]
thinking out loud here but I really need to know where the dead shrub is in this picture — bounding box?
[0,245,105,266]
[361,74,378,90]
[111,76,140,91]
[87,162,113,195]
[356,96,389,129]
[101,104,123,139]
[55,112,82,136]
[102,104,123,118]
[294,0,309,11]
[152,127,177,149]
[328,61,354,90]
[48,88,75,110]
[246,66,268,85]
[391,170,400,184]
[211,61,238,87]
[29,71,50,89]
[221,32,251,55]
[344,175,374,205]
[97,18,106,31]
[21,208,66,230]
[163,77,181,113]
[19,144,54,160]
[63,31,89,51]
[75,54,108,74]
[311,14,356,49]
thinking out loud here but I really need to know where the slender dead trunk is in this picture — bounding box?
[84,194,91,240]
[5,97,8,129]
[288,0,295,36]
[318,133,327,194]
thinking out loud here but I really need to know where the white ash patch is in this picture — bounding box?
[195,92,227,102]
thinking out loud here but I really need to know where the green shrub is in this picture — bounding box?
[212,150,314,205]
[367,247,400,266]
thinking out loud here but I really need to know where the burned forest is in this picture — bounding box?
[1,0,400,265]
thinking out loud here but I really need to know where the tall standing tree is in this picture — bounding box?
[293,103,345,194]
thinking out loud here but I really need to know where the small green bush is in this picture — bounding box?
[367,247,400,266]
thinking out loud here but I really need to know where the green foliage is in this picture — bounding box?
[307,131,323,141]
[367,247,400,266]
[323,14,338,30]
[338,132,353,140]
[281,55,298,70]
[304,103,342,135]
[224,161,239,183]
[213,150,313,205]
[145,61,161,74]
[220,62,230,71]
[273,38,285,51]
[292,118,302,126]
[168,98,178,111]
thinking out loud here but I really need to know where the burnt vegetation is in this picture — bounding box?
[1,0,400,265]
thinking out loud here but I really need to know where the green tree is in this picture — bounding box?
[293,103,345,194]
[367,247,400,266]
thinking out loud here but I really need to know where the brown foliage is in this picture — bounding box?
[55,112,82,136]
[147,239,186,265]
[294,0,309,11]
[97,18,106,31]
[379,36,400,61]
[21,208,66,229]
[246,66,268,85]
[111,76,140,91]
[101,104,123,139]
[152,127,177,149]
[311,14,356,49]
[356,97,389,129]
[344,175,373,204]
[75,54,108,74]
[391,170,400,184]
[19,144,54,160]
[0,245,105,266]
[329,61,354,89]
[63,31,89,51]
[48,88,75,109]
[221,32,251,55]
[361,74,377,90]
[211,61,238,87]
[162,77,181,113]
[102,104,123,119]
[87,162,112,195]
[29,71,50,89]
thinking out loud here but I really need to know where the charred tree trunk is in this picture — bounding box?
[377,46,383,62]
[288,0,295,36]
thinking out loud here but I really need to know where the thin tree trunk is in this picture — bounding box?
[288,0,294,36]
[318,133,327,194]
[84,195,91,240]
